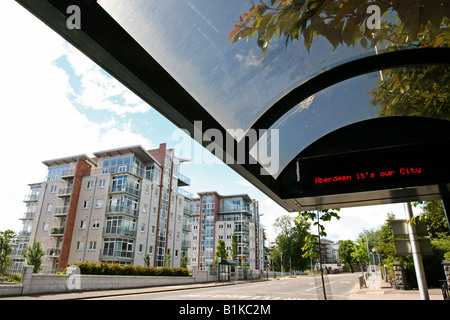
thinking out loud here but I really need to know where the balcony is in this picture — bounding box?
[178,187,194,199]
[50,226,65,236]
[20,212,35,220]
[46,247,61,258]
[101,249,134,260]
[54,206,69,217]
[219,206,251,214]
[106,205,138,217]
[182,223,191,232]
[235,223,250,233]
[61,168,75,179]
[18,230,31,238]
[103,226,136,238]
[109,184,140,197]
[57,187,72,197]
[181,240,191,248]
[23,194,39,202]
[177,173,191,187]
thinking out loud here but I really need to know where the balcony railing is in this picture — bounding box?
[181,240,191,248]
[50,226,65,236]
[58,187,73,197]
[18,231,31,238]
[92,164,145,178]
[178,187,194,199]
[182,223,191,232]
[101,249,134,260]
[46,248,61,257]
[177,173,191,186]
[219,207,251,214]
[54,206,69,216]
[103,226,136,238]
[23,194,39,202]
[235,223,250,233]
[109,184,140,197]
[20,212,36,220]
[106,205,138,217]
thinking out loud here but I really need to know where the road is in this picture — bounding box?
[86,272,360,300]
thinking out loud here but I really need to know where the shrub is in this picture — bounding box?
[65,262,189,277]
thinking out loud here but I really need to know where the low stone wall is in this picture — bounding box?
[0,266,217,297]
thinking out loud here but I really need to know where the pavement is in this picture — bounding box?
[1,274,446,300]
[347,273,444,300]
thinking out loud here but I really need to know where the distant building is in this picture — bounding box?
[320,239,339,264]
[184,192,264,272]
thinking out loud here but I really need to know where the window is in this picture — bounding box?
[47,203,53,212]
[139,244,143,253]
[141,223,145,232]
[80,220,87,229]
[87,181,93,189]
[99,179,106,188]
[151,226,155,234]
[218,235,223,240]
[149,246,153,254]
[143,203,148,213]
[76,241,84,250]
[50,185,57,193]
[152,207,157,215]
[95,199,103,208]
[43,222,49,231]
[83,200,90,209]
[89,241,97,250]
[92,220,100,229]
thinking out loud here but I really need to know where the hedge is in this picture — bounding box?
[66,262,190,277]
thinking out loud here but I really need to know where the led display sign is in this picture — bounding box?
[297,139,450,195]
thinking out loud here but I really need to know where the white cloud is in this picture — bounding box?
[63,45,151,115]
[237,179,252,187]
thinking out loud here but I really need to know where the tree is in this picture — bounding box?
[229,0,449,57]
[22,239,45,273]
[164,253,171,267]
[298,209,340,261]
[351,237,369,277]
[231,233,238,262]
[0,230,16,274]
[338,240,356,273]
[273,215,310,271]
[143,253,151,267]
[298,209,340,300]
[180,255,188,269]
[215,239,229,263]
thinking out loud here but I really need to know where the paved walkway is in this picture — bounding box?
[0,280,253,300]
[348,273,444,300]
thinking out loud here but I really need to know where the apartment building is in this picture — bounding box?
[12,144,191,272]
[184,192,265,272]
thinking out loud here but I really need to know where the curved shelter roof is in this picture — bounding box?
[17,0,450,211]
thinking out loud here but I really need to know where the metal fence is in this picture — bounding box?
[0,266,24,284]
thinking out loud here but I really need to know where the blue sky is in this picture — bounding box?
[0,1,421,243]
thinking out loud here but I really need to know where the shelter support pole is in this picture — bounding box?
[441,197,450,235]
[405,202,429,300]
